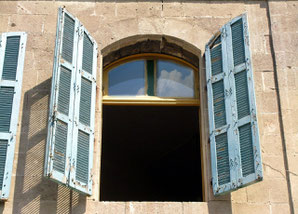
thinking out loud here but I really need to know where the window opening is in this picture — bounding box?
[100,54,203,202]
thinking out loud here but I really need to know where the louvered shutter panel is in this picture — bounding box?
[206,14,262,196]
[44,8,79,185]
[45,8,97,195]
[0,32,27,199]
[69,27,97,195]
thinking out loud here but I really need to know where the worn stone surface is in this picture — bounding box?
[0,0,297,213]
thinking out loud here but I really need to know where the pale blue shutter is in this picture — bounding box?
[44,8,79,185]
[69,27,97,195]
[0,32,27,199]
[206,14,262,196]
[45,8,97,195]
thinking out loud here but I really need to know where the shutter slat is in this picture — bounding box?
[235,70,250,119]
[231,19,245,66]
[0,140,8,190]
[62,14,75,63]
[52,121,68,173]
[239,124,255,177]
[82,33,93,74]
[216,133,230,185]
[211,41,223,76]
[79,78,92,126]
[0,87,14,132]
[75,131,89,183]
[212,80,226,128]
[2,36,20,81]
[57,67,71,116]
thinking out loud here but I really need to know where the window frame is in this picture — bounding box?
[102,53,200,106]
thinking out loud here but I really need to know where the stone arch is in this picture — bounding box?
[101,34,201,68]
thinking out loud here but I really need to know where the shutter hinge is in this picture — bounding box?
[221,28,227,38]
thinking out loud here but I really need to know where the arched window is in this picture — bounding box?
[103,54,199,106]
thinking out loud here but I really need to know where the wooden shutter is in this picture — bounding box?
[44,8,79,185]
[45,8,97,195]
[205,14,262,196]
[69,27,97,195]
[0,32,27,200]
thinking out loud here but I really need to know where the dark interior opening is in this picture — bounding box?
[100,105,202,202]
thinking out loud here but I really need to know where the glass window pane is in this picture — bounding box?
[157,60,194,98]
[108,60,145,96]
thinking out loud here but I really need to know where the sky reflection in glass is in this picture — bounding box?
[108,60,145,96]
[157,60,194,97]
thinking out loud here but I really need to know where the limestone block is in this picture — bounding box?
[125,202,183,214]
[95,2,116,18]
[16,1,57,15]
[252,53,273,71]
[271,203,290,214]
[246,180,269,203]
[262,71,276,92]
[231,188,247,203]
[232,203,270,214]
[0,1,18,15]
[162,2,183,18]
[258,113,280,135]
[268,178,289,203]
[138,18,164,35]
[207,201,232,214]
[183,202,208,214]
[115,3,138,19]
[182,2,244,19]
[89,202,125,214]
[8,14,45,34]
[136,2,161,17]
[262,155,286,179]
[259,92,278,114]
[0,15,9,32]
[260,134,283,156]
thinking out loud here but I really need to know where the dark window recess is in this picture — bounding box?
[100,105,202,201]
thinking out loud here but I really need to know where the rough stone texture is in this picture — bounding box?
[0,1,297,213]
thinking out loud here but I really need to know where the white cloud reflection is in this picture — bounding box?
[157,69,194,97]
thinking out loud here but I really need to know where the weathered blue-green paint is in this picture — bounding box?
[0,32,27,200]
[206,13,263,196]
[45,8,97,196]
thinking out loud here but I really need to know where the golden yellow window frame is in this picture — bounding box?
[102,53,200,106]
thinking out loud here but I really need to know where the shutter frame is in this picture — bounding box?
[69,25,97,195]
[0,32,27,200]
[44,8,80,185]
[206,13,263,196]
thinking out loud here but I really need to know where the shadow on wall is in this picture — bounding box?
[11,78,86,214]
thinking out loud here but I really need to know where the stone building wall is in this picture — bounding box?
[0,1,297,213]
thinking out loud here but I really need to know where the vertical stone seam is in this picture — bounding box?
[265,1,295,213]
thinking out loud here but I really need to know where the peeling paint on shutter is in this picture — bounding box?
[0,32,27,200]
[206,14,262,196]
